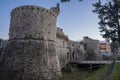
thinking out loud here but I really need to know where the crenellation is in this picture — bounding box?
[56,27,68,40]
[11,5,59,20]
[11,6,51,16]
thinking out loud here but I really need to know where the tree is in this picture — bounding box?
[61,0,82,3]
[93,0,120,42]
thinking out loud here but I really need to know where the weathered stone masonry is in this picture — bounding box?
[0,4,103,80]
[0,5,61,80]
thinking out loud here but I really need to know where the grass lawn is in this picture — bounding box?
[84,64,111,80]
[112,62,120,80]
[61,70,89,80]
[61,65,111,80]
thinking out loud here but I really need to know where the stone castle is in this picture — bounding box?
[0,4,102,80]
[0,4,61,80]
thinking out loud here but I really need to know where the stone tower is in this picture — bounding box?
[0,5,61,80]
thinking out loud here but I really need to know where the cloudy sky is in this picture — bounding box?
[0,0,105,41]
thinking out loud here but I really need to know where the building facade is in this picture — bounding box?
[100,41,111,56]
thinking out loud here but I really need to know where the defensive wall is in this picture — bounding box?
[56,27,102,69]
[0,5,61,80]
[0,4,102,80]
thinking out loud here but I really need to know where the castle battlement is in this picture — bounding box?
[9,5,60,40]
[56,27,68,40]
[11,5,59,17]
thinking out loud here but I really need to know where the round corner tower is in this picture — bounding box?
[0,5,61,80]
[9,5,59,40]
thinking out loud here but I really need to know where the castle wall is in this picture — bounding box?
[0,39,7,63]
[56,28,68,69]
[83,36,102,60]
[9,5,58,41]
[67,40,85,62]
[0,39,4,60]
[56,28,86,69]
[0,4,103,79]
[0,5,61,80]
[0,39,3,49]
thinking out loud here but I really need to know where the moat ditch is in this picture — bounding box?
[61,63,112,80]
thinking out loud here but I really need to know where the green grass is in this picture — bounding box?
[116,57,120,60]
[61,70,89,80]
[61,65,111,80]
[84,65,111,80]
[112,62,120,80]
